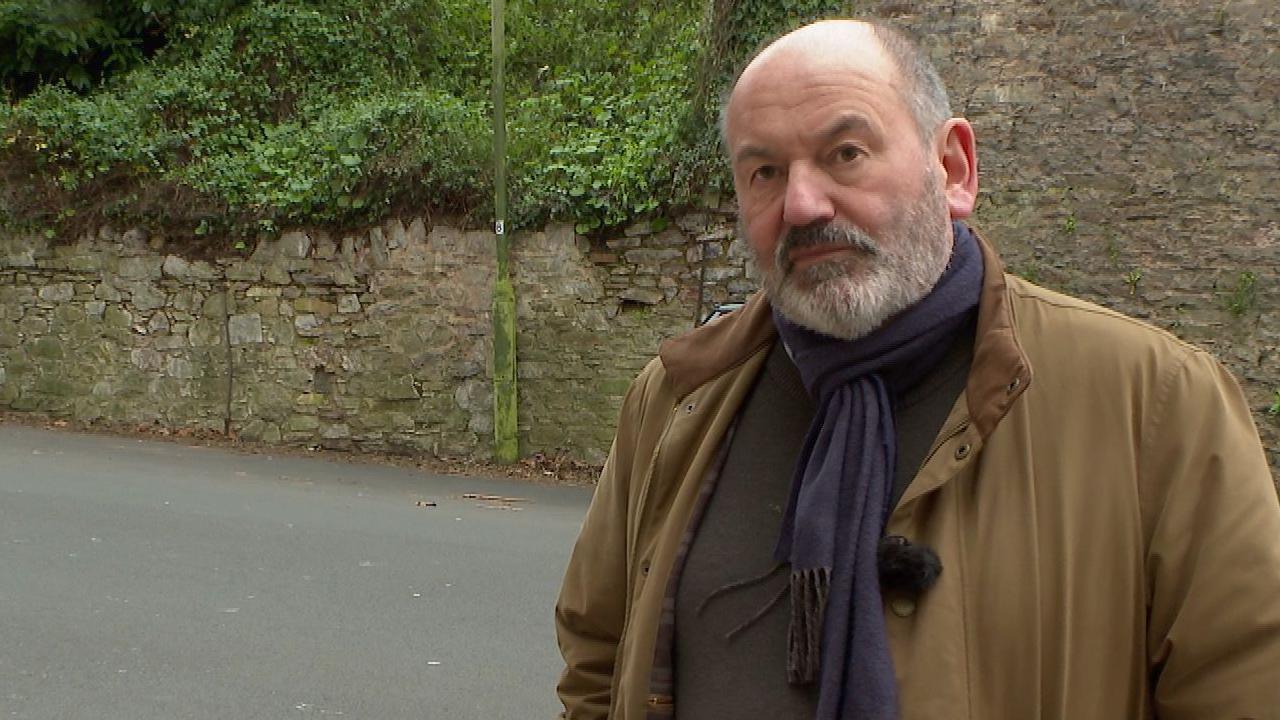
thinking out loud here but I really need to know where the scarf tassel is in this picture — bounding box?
[787,566,830,684]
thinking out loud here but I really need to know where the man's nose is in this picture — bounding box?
[782,164,835,228]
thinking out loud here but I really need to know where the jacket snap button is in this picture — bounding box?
[684,402,696,414]
[954,443,971,460]
[640,561,650,576]
[1006,376,1021,393]
[890,597,916,618]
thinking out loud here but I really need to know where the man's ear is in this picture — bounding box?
[935,118,978,219]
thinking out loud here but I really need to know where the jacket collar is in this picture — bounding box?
[658,230,1031,437]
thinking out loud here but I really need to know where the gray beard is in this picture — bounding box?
[750,182,953,340]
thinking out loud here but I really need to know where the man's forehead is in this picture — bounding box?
[734,21,898,98]
[725,23,903,153]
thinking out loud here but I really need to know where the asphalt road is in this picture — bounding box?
[0,424,594,719]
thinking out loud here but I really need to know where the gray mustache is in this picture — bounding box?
[777,223,878,273]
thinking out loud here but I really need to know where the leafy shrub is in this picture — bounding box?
[0,0,246,96]
[3,0,488,238]
[1,0,854,247]
[505,3,699,232]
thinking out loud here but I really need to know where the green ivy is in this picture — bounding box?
[506,3,699,232]
[1,0,857,246]
[0,1,248,95]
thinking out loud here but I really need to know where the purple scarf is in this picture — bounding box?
[772,222,982,719]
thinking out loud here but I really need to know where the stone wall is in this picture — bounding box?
[1,0,1276,474]
[0,207,750,466]
[875,0,1278,473]
[513,212,753,460]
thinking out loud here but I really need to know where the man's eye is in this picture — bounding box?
[752,166,777,182]
[835,145,862,163]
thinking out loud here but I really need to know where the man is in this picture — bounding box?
[555,18,1280,720]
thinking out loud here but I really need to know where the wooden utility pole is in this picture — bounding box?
[491,0,518,463]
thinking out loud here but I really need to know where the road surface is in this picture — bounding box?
[0,424,594,719]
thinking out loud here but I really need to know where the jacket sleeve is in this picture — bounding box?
[1141,349,1280,718]
[555,366,655,719]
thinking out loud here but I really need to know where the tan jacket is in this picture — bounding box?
[555,236,1280,719]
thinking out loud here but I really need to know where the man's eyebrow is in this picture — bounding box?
[819,114,873,143]
[733,144,773,165]
[732,114,874,164]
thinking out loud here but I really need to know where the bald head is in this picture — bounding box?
[739,20,896,89]
[724,19,951,148]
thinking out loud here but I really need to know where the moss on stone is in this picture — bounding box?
[30,338,64,360]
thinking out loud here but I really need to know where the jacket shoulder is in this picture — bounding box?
[1005,274,1204,366]
[617,356,676,432]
